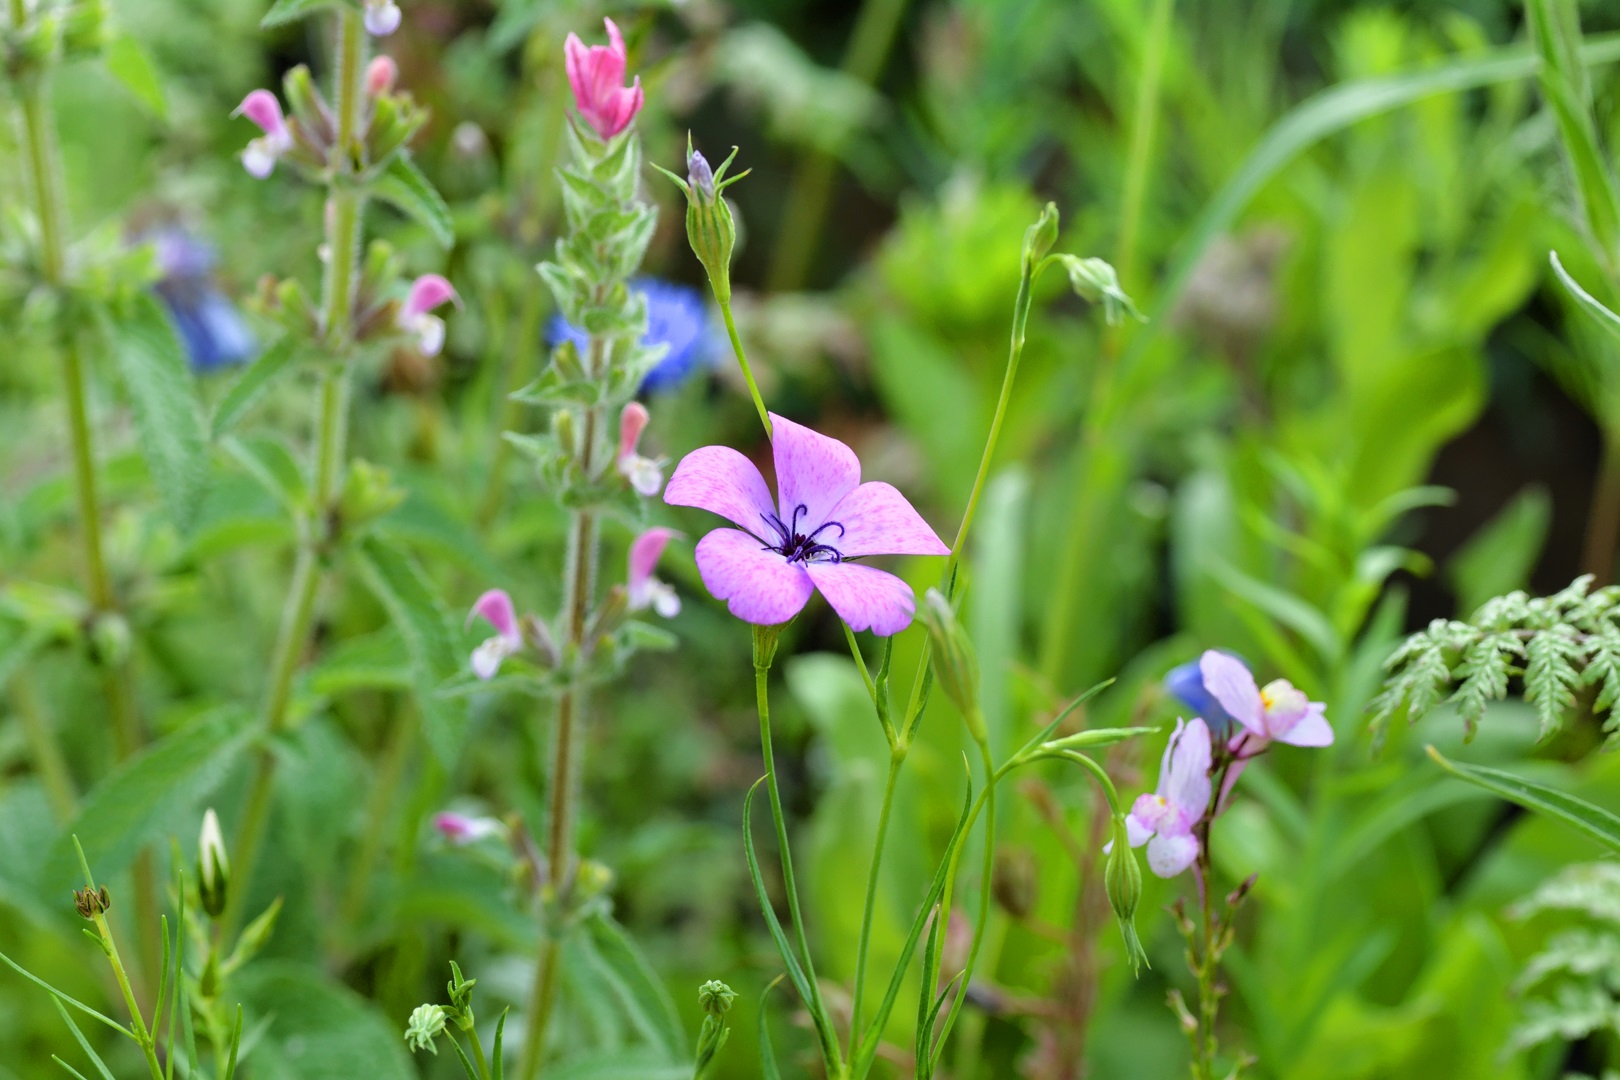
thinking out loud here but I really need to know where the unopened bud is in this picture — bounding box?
[1022,202,1059,269]
[688,150,716,201]
[365,55,398,96]
[657,137,748,306]
[339,458,407,530]
[1056,254,1142,326]
[403,1004,447,1054]
[62,0,111,57]
[72,886,112,921]
[198,808,230,919]
[1104,815,1147,973]
[917,589,982,740]
[694,980,737,1078]
[698,980,737,1017]
[89,611,131,668]
[282,65,331,147]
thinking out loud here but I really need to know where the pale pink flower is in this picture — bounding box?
[1122,718,1212,878]
[664,413,948,635]
[1200,650,1333,749]
[564,17,644,140]
[628,527,680,618]
[232,90,292,179]
[433,811,503,845]
[467,589,521,680]
[617,402,663,496]
[399,274,458,357]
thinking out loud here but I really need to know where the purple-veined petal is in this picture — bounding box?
[803,561,916,636]
[1164,718,1212,819]
[825,481,950,557]
[1146,832,1199,878]
[769,412,860,535]
[1200,650,1265,736]
[1275,701,1333,747]
[629,528,675,591]
[468,588,520,645]
[665,446,775,536]
[693,528,814,626]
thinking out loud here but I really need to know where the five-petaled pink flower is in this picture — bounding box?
[628,528,680,618]
[664,413,948,636]
[233,90,293,179]
[1122,718,1212,878]
[399,274,459,357]
[1200,650,1332,749]
[564,17,644,140]
[467,588,521,680]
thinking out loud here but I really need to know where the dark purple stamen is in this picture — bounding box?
[761,503,847,564]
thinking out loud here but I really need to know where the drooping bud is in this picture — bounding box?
[1055,254,1142,326]
[916,588,983,741]
[198,808,230,919]
[403,1004,448,1054]
[365,55,398,96]
[1104,815,1148,973]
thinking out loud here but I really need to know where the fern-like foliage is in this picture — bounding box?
[1372,576,1620,742]
[1509,864,1620,1061]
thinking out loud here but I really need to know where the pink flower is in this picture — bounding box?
[664,413,949,635]
[628,527,680,618]
[1199,650,1332,749]
[363,0,401,36]
[399,274,458,357]
[1122,718,1212,878]
[365,55,398,96]
[232,90,292,179]
[467,588,521,680]
[433,811,503,845]
[617,402,662,496]
[564,17,644,140]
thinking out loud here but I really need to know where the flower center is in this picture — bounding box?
[761,503,846,565]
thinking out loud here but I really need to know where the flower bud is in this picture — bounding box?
[917,589,983,741]
[1022,201,1059,269]
[694,980,737,1079]
[198,808,230,919]
[72,885,112,921]
[17,12,63,64]
[698,980,737,1017]
[62,0,111,58]
[363,0,401,37]
[88,610,131,668]
[281,65,331,147]
[365,55,398,97]
[339,458,407,531]
[1104,815,1148,973]
[657,138,749,306]
[1056,254,1142,326]
[403,1004,448,1054]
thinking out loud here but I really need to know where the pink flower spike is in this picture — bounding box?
[433,812,503,846]
[1200,650,1332,748]
[399,274,459,358]
[1120,718,1212,879]
[665,413,948,635]
[564,17,645,139]
[363,0,401,36]
[617,402,663,497]
[366,55,398,96]
[628,528,681,618]
[467,588,522,680]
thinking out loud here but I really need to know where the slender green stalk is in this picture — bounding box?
[848,750,902,1050]
[469,1025,495,1080]
[12,676,77,819]
[478,284,543,528]
[341,702,416,930]
[925,735,996,1067]
[91,911,166,1080]
[717,298,772,437]
[227,10,367,932]
[1114,0,1174,292]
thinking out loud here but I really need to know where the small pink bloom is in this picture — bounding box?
[664,413,948,635]
[399,274,459,357]
[1120,718,1211,878]
[1200,650,1332,749]
[365,55,398,96]
[363,0,401,36]
[564,17,644,139]
[433,811,503,845]
[467,588,522,680]
[232,90,292,179]
[617,402,662,496]
[628,527,680,618]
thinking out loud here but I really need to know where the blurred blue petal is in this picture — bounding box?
[148,228,256,373]
[548,277,713,393]
[1164,654,1240,739]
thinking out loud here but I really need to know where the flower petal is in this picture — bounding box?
[693,528,813,626]
[233,89,284,136]
[1164,655,1240,737]
[629,527,675,590]
[1200,650,1265,736]
[1165,718,1212,818]
[1275,702,1333,747]
[665,446,776,536]
[405,274,458,317]
[803,561,916,636]
[769,413,860,536]
[1124,812,1155,848]
[468,588,519,644]
[825,482,949,557]
[1146,832,1199,878]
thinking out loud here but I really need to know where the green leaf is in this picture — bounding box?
[1530,0,1620,265]
[104,36,167,121]
[1210,558,1341,666]
[260,0,342,29]
[234,962,416,1080]
[49,998,116,1080]
[1551,250,1620,342]
[352,536,466,766]
[212,336,300,438]
[758,976,784,1080]
[373,154,454,248]
[44,707,253,892]
[221,434,307,516]
[583,913,687,1060]
[104,295,210,533]
[1428,747,1620,854]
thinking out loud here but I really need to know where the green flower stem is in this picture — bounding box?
[227,10,368,934]
[847,748,902,1051]
[91,911,165,1080]
[717,297,772,437]
[754,647,844,1077]
[468,1023,495,1080]
[925,733,996,1065]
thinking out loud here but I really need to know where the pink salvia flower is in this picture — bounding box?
[365,55,398,96]
[232,90,293,179]
[399,274,458,357]
[1122,718,1212,878]
[363,0,401,36]
[664,413,949,636]
[467,588,522,680]
[617,402,663,496]
[433,811,503,846]
[628,527,680,618]
[564,17,644,140]
[1199,650,1333,749]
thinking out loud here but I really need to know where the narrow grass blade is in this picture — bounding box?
[1428,746,1620,853]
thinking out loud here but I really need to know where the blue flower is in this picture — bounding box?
[548,277,712,392]
[150,229,256,373]
[1164,653,1241,738]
